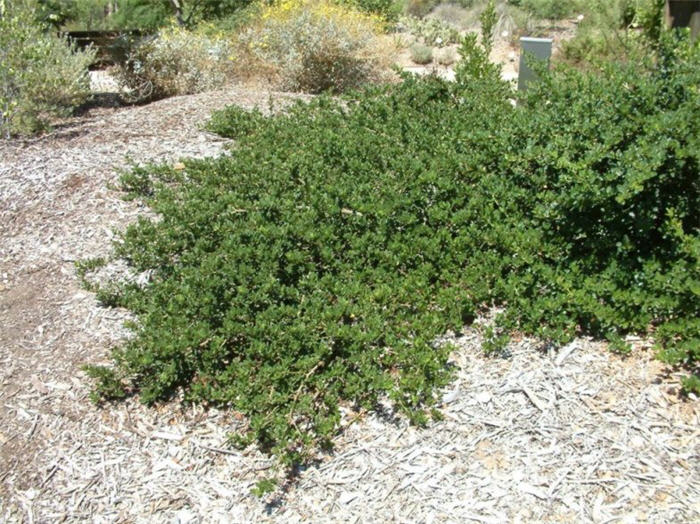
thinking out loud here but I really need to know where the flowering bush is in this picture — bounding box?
[238,0,395,93]
[0,1,95,137]
[117,24,236,102]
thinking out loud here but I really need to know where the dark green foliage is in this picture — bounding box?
[83,364,128,402]
[86,31,699,466]
[252,478,278,496]
[505,33,699,359]
[205,106,267,141]
[637,0,666,45]
[36,0,78,28]
[54,0,256,31]
[479,0,497,53]
[75,257,106,292]
[109,0,172,30]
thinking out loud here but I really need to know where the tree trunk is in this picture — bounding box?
[169,0,186,27]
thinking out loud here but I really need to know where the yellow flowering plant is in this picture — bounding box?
[238,0,395,93]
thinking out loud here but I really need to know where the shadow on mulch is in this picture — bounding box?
[74,92,126,116]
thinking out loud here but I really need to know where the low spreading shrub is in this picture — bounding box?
[116,24,236,102]
[0,0,95,137]
[237,0,394,93]
[84,27,699,468]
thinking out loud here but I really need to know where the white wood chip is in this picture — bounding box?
[151,431,185,442]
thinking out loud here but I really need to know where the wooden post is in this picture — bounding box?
[169,0,186,27]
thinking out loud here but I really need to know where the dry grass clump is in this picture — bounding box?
[435,46,457,65]
[410,42,434,63]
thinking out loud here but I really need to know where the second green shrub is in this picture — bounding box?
[0,0,95,137]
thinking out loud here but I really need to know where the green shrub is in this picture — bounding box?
[36,0,79,28]
[0,0,95,137]
[518,0,580,20]
[340,0,402,20]
[57,0,258,31]
[502,32,699,353]
[204,105,267,140]
[116,24,236,102]
[561,0,641,66]
[197,1,262,34]
[410,42,434,63]
[86,28,699,466]
[562,30,631,66]
[237,0,394,93]
[107,0,173,30]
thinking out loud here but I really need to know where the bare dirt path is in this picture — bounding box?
[0,85,698,523]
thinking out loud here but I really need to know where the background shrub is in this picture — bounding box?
[427,3,474,30]
[106,0,173,30]
[46,0,257,31]
[410,42,434,63]
[237,0,395,93]
[435,46,457,64]
[403,0,439,18]
[561,0,643,66]
[0,0,95,137]
[339,0,402,20]
[517,0,581,20]
[116,24,236,102]
[397,14,461,46]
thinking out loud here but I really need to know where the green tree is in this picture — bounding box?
[115,0,252,28]
[168,0,253,26]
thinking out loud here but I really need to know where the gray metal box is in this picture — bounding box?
[518,37,553,91]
